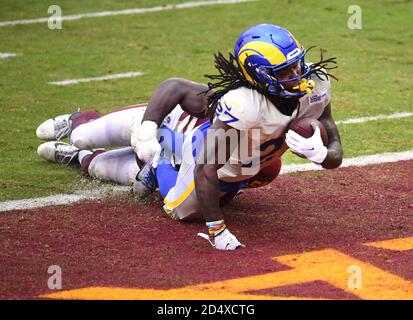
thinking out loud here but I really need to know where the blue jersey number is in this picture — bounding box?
[242,137,284,167]
[215,101,239,124]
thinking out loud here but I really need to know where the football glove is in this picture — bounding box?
[130,120,161,168]
[285,122,328,164]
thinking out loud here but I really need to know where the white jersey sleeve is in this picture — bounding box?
[215,88,260,130]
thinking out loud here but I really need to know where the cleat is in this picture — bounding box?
[133,180,153,199]
[37,141,79,166]
[36,111,80,141]
[133,162,157,198]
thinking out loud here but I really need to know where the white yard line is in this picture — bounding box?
[49,71,143,86]
[0,0,255,27]
[0,52,19,59]
[335,112,413,125]
[1,150,412,212]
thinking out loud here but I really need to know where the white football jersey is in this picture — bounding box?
[215,72,331,182]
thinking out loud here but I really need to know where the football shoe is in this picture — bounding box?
[36,111,80,141]
[37,141,80,166]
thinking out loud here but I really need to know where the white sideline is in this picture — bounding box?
[280,150,413,174]
[1,150,412,212]
[0,186,130,212]
[335,112,413,125]
[49,71,143,86]
[0,52,19,59]
[0,0,255,27]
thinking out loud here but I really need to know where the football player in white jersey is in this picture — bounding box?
[132,24,343,250]
[36,24,342,251]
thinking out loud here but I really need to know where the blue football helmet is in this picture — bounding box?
[234,24,314,98]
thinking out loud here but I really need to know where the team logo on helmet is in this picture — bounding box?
[234,24,314,98]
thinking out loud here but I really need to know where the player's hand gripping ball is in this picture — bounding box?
[288,118,328,144]
[286,118,329,164]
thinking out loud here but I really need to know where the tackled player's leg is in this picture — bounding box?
[37,141,142,187]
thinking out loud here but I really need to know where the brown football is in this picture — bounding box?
[288,117,329,145]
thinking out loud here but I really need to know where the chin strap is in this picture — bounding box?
[293,78,316,94]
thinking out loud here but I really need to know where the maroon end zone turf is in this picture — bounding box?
[0,160,412,299]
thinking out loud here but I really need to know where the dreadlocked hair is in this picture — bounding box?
[202,52,269,122]
[305,46,338,82]
[201,48,338,122]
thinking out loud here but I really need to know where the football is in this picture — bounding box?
[288,117,329,145]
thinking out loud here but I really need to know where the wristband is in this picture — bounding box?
[206,219,226,238]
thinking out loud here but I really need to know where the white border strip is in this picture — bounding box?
[49,71,143,86]
[0,52,19,59]
[1,150,412,212]
[280,150,413,174]
[0,0,255,27]
[0,186,130,212]
[336,112,413,125]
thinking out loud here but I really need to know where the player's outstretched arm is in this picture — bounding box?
[131,78,212,167]
[194,119,245,250]
[143,78,211,125]
[319,103,343,169]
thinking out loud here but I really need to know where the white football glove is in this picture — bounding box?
[130,120,162,168]
[198,229,246,250]
[285,122,328,164]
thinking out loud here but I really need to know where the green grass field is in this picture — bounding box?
[0,0,412,201]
